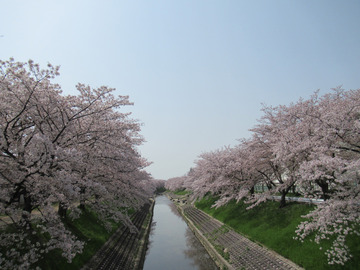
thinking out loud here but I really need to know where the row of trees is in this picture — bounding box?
[0,59,161,269]
[166,88,360,265]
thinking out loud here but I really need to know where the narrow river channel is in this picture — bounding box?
[143,195,218,270]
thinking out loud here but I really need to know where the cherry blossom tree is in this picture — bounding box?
[294,88,360,265]
[145,179,166,194]
[185,146,252,207]
[184,87,359,264]
[246,102,314,208]
[0,58,152,269]
[165,176,188,191]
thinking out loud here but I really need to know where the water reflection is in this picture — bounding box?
[143,195,218,270]
[183,228,218,270]
[169,198,183,217]
[145,221,156,256]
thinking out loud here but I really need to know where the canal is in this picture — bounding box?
[143,195,218,270]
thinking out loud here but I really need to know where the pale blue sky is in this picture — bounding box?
[1,1,359,179]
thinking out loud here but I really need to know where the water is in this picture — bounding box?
[143,195,218,270]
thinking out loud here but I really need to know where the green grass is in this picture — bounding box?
[195,195,360,270]
[36,208,121,269]
[172,189,191,195]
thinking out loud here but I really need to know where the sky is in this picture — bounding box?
[1,1,360,180]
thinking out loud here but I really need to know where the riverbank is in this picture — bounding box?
[134,199,155,270]
[168,193,232,270]
[82,200,154,270]
[167,192,303,270]
[195,195,360,270]
[144,194,219,269]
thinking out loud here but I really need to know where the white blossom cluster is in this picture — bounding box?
[0,59,157,269]
[168,87,360,265]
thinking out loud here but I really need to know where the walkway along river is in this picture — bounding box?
[143,195,218,270]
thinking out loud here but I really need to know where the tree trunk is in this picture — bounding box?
[58,202,68,219]
[22,193,33,230]
[79,186,86,210]
[321,183,330,200]
[79,201,86,210]
[316,180,330,200]
[279,191,287,208]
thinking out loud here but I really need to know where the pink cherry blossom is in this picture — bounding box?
[0,59,154,269]
[174,87,359,265]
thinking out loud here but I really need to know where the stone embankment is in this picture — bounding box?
[168,193,303,270]
[82,199,154,270]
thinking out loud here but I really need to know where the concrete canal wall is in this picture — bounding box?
[167,193,232,270]
[84,192,303,270]
[82,199,155,270]
[167,192,303,270]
